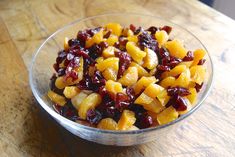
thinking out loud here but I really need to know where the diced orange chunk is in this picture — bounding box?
[164,39,187,59]
[134,92,154,105]
[172,68,191,88]
[156,89,170,106]
[95,57,104,64]
[161,65,187,79]
[47,90,66,106]
[96,57,119,72]
[64,37,69,50]
[142,48,158,70]
[190,65,206,85]
[105,80,123,94]
[97,118,117,130]
[102,46,115,58]
[106,35,118,46]
[144,83,164,99]
[63,86,80,99]
[157,106,179,125]
[179,61,193,68]
[78,93,102,119]
[155,30,169,46]
[86,29,103,47]
[102,67,117,81]
[118,67,138,86]
[133,76,157,94]
[55,76,68,89]
[191,49,206,66]
[127,35,138,43]
[129,62,149,77]
[105,23,122,36]
[160,76,176,88]
[127,125,139,130]
[187,88,197,104]
[117,110,136,130]
[71,91,88,110]
[126,41,146,63]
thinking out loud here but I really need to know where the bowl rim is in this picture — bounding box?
[29,12,214,135]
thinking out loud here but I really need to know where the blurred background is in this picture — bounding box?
[200,0,235,19]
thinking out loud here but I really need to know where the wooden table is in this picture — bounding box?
[0,0,235,156]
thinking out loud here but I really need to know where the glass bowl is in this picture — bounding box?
[29,13,213,146]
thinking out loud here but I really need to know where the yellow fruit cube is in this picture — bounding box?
[47,90,66,106]
[172,68,191,88]
[117,110,136,130]
[102,67,117,81]
[64,37,69,50]
[191,49,206,66]
[95,57,104,64]
[187,88,197,104]
[127,35,138,43]
[160,76,176,88]
[156,89,170,106]
[55,76,68,89]
[129,62,149,77]
[142,48,158,70]
[135,92,154,105]
[155,30,169,46]
[118,67,138,86]
[127,125,139,130]
[78,93,102,119]
[105,80,123,94]
[105,23,122,36]
[133,76,157,94]
[102,46,115,58]
[106,35,118,46]
[71,91,88,110]
[190,65,206,85]
[157,106,179,125]
[161,65,187,79]
[97,118,117,130]
[164,39,187,59]
[63,86,80,99]
[179,61,193,68]
[96,57,119,72]
[144,83,164,99]
[126,41,146,63]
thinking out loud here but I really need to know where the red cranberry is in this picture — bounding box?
[115,93,130,111]
[138,31,158,51]
[160,26,172,34]
[157,65,171,71]
[198,59,206,65]
[129,24,136,32]
[115,51,132,78]
[183,51,194,61]
[86,109,102,124]
[146,26,159,35]
[135,113,153,129]
[195,83,203,92]
[104,30,111,38]
[68,39,80,47]
[167,87,191,96]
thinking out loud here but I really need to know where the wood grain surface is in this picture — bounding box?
[0,0,235,156]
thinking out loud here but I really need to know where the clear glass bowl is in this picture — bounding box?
[29,13,213,146]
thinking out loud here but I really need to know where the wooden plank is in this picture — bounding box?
[0,0,234,156]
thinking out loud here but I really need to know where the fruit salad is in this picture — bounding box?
[48,23,207,131]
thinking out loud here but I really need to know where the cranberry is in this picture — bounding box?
[126,87,135,103]
[166,96,187,111]
[136,113,153,129]
[157,65,171,71]
[160,26,172,34]
[138,31,158,51]
[57,68,65,76]
[115,51,132,78]
[104,30,111,38]
[88,44,102,59]
[86,109,102,124]
[68,39,80,47]
[56,50,67,64]
[134,27,144,35]
[195,83,203,92]
[167,87,191,96]
[53,63,59,72]
[198,59,206,65]
[129,24,136,32]
[183,51,194,61]
[115,93,130,111]
[146,26,159,35]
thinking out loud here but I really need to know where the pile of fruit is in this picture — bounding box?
[48,23,207,131]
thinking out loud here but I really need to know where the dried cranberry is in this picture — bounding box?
[138,31,158,51]
[134,27,143,35]
[118,36,128,51]
[126,87,135,103]
[77,30,89,45]
[157,65,171,71]
[135,113,153,129]
[60,101,79,121]
[166,96,187,111]
[68,39,80,47]
[99,41,109,49]
[86,109,102,124]
[159,47,170,58]
[115,93,130,111]
[130,24,136,32]
[195,83,203,92]
[160,26,172,34]
[53,63,59,72]
[88,44,102,59]
[115,51,132,78]
[167,87,191,96]
[183,51,194,61]
[57,68,65,76]
[104,30,111,38]
[198,59,206,65]
[56,50,67,64]
[87,27,101,36]
[146,26,159,35]
[168,57,182,68]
